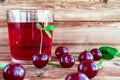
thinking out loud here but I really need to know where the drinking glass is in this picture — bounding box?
[7,9,54,63]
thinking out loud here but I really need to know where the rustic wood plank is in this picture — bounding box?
[53,22,120,44]
[54,27,120,44]
[0,22,120,53]
[1,44,120,56]
[0,53,120,80]
[0,0,120,79]
[1,21,120,46]
[1,44,120,55]
[4,0,120,3]
[54,9,120,21]
[0,0,120,21]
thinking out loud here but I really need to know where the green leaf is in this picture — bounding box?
[99,46,119,59]
[102,53,114,60]
[44,25,55,38]
[45,30,52,38]
[44,25,55,31]
[107,47,118,56]
[0,62,8,69]
[99,46,112,52]
[36,23,42,30]
[115,52,120,57]
[48,62,60,66]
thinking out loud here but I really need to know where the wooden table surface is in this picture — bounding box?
[0,53,120,80]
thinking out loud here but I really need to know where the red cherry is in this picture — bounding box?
[3,63,25,80]
[60,54,75,68]
[78,61,98,79]
[90,48,102,61]
[55,46,69,58]
[32,54,49,68]
[78,50,93,62]
[65,72,89,80]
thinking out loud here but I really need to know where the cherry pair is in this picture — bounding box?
[78,48,102,62]
[55,46,75,68]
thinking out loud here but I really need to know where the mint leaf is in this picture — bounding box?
[36,23,55,38]
[99,46,119,60]
[44,25,55,31]
[102,53,114,60]
[115,52,120,57]
[107,47,118,56]
[99,46,112,52]
[45,30,52,38]
[44,25,55,38]
[36,23,42,29]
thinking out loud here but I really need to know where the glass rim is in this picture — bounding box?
[7,9,53,12]
[7,9,54,22]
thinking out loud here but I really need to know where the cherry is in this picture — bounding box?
[32,54,49,68]
[78,50,93,62]
[65,72,89,80]
[78,61,98,79]
[60,54,75,68]
[3,63,25,80]
[55,46,69,58]
[90,48,102,61]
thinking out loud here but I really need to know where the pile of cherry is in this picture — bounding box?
[2,46,104,80]
[55,46,102,80]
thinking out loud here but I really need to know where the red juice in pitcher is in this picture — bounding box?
[8,22,53,61]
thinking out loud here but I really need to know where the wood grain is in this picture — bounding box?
[0,53,120,80]
[0,0,120,21]
[0,22,120,54]
[0,1,120,79]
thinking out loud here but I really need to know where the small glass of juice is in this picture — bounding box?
[7,9,54,64]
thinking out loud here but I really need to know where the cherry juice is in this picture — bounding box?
[8,22,53,61]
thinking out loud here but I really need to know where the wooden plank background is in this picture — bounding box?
[1,53,120,80]
[0,0,120,56]
[0,0,120,80]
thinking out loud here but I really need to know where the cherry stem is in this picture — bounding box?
[85,48,91,52]
[48,62,60,66]
[97,59,104,69]
[39,28,43,54]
